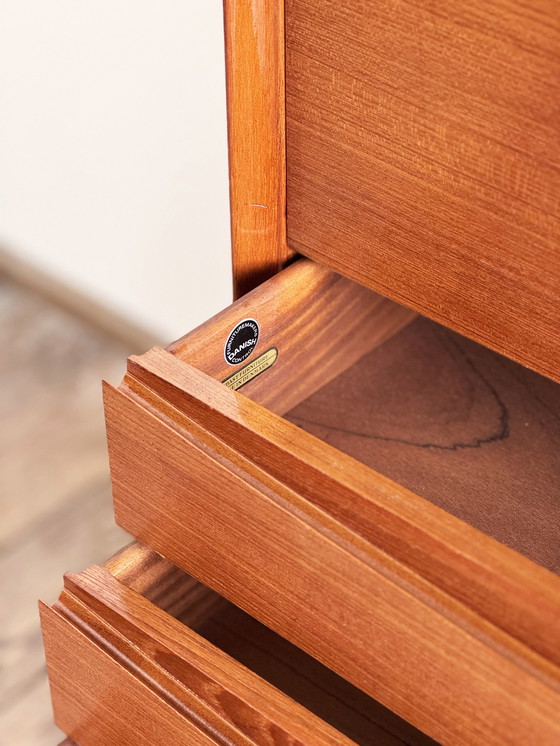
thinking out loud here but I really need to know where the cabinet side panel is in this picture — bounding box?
[224,0,294,297]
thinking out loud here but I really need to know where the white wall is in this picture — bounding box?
[0,1,232,342]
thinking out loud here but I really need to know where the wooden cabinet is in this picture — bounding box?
[42,1,560,744]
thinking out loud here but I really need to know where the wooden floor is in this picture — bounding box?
[0,273,145,745]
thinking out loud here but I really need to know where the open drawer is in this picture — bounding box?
[41,542,434,746]
[104,259,560,745]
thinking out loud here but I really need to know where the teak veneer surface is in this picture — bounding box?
[104,541,226,623]
[288,317,560,573]
[224,0,294,297]
[42,565,351,746]
[285,0,560,381]
[42,544,434,746]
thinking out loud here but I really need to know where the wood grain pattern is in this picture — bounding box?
[41,546,431,746]
[288,316,560,573]
[169,258,415,414]
[224,0,294,297]
[41,603,226,746]
[285,0,560,381]
[103,543,430,746]
[105,347,560,745]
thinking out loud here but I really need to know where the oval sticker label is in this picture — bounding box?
[224,318,259,365]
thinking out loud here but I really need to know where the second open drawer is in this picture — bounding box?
[42,542,433,745]
[104,258,560,745]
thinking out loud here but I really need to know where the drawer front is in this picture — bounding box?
[104,261,560,746]
[285,0,560,382]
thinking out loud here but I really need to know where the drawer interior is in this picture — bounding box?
[285,315,560,574]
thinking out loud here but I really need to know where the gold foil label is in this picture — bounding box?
[222,347,278,391]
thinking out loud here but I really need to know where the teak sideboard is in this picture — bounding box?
[41,2,560,745]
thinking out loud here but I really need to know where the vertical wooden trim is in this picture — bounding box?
[224,0,293,298]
